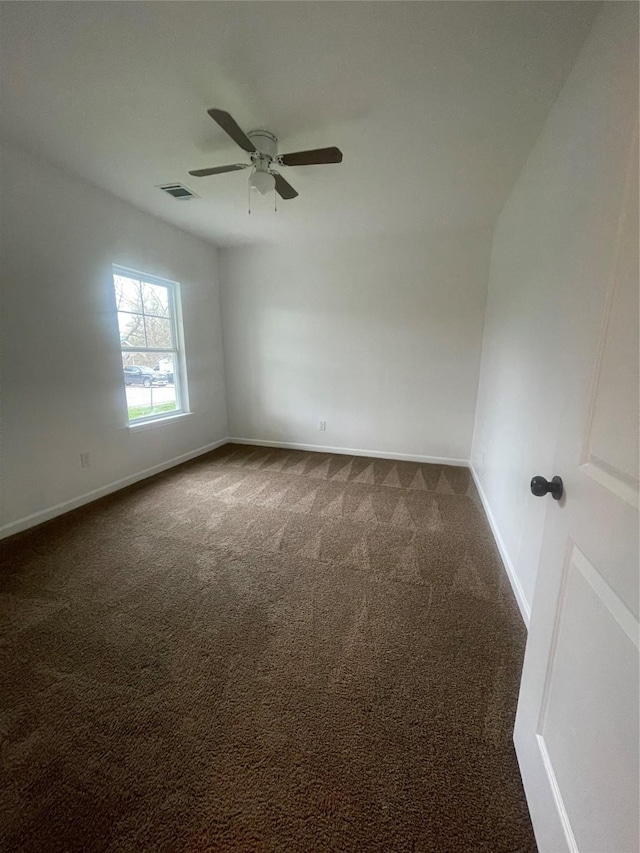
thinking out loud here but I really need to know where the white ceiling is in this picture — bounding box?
[0,1,598,247]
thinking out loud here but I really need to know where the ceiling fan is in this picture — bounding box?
[189,109,343,200]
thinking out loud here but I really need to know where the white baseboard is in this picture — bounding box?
[227,437,467,467]
[0,438,229,541]
[470,464,531,628]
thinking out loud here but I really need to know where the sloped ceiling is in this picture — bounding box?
[0,1,598,246]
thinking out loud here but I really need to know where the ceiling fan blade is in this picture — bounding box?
[207,109,256,153]
[274,172,299,200]
[189,164,249,177]
[279,146,343,167]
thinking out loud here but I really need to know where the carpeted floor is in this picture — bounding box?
[1,444,536,852]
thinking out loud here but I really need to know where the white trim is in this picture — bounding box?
[536,735,579,853]
[0,438,228,541]
[227,437,467,467]
[470,463,532,627]
[582,458,639,510]
[572,543,639,648]
[127,411,191,432]
[112,264,179,289]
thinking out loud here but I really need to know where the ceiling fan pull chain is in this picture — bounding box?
[274,188,278,213]
[248,181,251,215]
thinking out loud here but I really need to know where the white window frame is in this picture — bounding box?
[112,265,189,426]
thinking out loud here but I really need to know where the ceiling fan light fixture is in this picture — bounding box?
[249,169,276,195]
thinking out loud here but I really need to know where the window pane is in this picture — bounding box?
[141,281,170,318]
[118,311,146,348]
[114,275,142,312]
[125,381,178,421]
[145,316,173,349]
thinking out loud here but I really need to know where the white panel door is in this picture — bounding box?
[514,111,639,853]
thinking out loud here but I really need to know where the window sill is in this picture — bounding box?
[127,411,192,432]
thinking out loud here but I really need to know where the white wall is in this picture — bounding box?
[471,2,638,621]
[0,143,227,535]
[220,231,490,463]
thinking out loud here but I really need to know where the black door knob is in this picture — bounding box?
[531,475,563,500]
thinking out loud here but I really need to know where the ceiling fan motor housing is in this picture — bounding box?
[248,130,277,165]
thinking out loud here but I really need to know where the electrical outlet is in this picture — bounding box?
[319,420,327,432]
[80,452,91,469]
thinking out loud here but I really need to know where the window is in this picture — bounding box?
[113,266,187,424]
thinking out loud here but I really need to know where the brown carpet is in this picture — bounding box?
[1,444,536,853]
